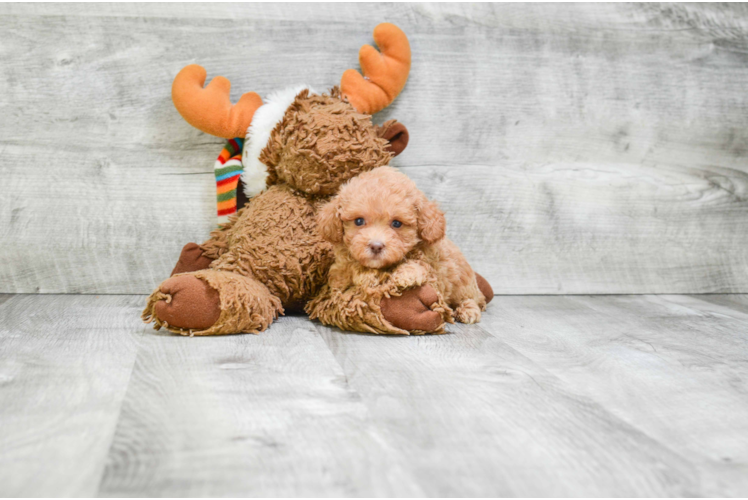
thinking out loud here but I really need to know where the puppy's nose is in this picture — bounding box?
[368,241,385,255]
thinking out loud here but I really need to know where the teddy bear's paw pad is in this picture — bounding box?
[455,300,482,324]
[171,242,214,276]
[153,275,221,330]
[381,285,445,333]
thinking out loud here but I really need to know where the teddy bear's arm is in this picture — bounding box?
[198,208,242,261]
[170,207,244,276]
[307,259,452,335]
[306,283,410,335]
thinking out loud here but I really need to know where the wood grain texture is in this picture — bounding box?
[99,313,422,497]
[1,3,748,293]
[0,294,142,497]
[314,321,699,496]
[480,294,748,496]
[691,293,748,315]
[1,293,747,496]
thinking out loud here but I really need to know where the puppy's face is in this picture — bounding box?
[340,197,420,268]
[318,167,446,269]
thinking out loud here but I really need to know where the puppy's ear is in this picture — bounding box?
[318,198,344,244]
[417,199,446,244]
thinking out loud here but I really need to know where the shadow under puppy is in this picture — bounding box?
[306,166,493,334]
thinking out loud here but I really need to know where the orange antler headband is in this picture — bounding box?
[171,23,411,139]
[341,23,411,115]
[171,65,263,139]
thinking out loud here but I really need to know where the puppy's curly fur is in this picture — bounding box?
[310,166,487,328]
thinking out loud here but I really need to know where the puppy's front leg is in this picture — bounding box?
[454,299,482,324]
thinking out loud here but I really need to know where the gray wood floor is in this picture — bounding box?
[1,293,746,497]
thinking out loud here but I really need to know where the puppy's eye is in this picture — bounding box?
[391,220,402,228]
[354,218,365,226]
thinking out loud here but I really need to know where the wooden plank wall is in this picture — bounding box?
[1,3,747,294]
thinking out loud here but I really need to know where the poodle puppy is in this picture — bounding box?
[310,166,492,330]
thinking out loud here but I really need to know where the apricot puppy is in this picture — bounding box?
[317,166,490,325]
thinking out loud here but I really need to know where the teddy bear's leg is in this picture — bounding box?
[169,214,240,276]
[149,273,221,329]
[307,283,450,335]
[475,273,494,304]
[142,269,283,336]
[171,242,214,276]
[380,285,446,332]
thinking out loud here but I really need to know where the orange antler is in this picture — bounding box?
[172,64,263,139]
[341,23,411,115]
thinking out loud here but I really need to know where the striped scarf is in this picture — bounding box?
[214,138,244,226]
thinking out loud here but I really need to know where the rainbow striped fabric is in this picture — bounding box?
[214,138,244,226]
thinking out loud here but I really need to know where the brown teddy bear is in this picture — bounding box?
[142,23,464,335]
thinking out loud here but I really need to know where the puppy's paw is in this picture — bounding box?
[390,261,430,290]
[455,299,482,324]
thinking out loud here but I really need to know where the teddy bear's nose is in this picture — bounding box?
[368,241,385,254]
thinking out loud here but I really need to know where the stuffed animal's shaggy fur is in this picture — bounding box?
[262,89,394,196]
[143,90,401,335]
[143,24,492,336]
[306,167,492,334]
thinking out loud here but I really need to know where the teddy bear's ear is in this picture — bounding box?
[378,120,409,157]
[318,198,344,244]
[417,199,446,244]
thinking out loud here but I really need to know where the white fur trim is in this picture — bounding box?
[241,85,312,198]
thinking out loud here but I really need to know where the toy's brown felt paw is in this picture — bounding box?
[380,285,444,332]
[154,275,221,330]
[475,273,494,304]
[171,242,214,276]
